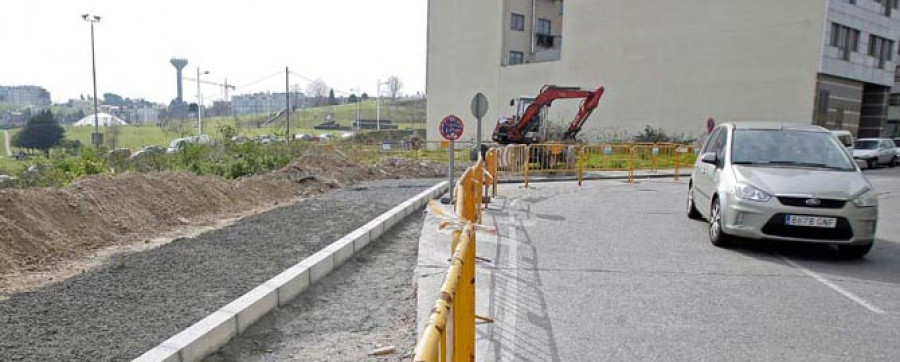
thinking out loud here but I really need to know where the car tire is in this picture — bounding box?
[867,159,876,169]
[892,156,898,168]
[709,199,733,247]
[687,186,702,220]
[837,242,874,259]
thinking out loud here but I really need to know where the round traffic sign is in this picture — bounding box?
[440,115,465,141]
[471,93,489,119]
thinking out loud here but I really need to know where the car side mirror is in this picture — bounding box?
[509,99,515,106]
[701,152,718,165]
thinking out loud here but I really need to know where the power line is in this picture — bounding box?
[234,70,284,90]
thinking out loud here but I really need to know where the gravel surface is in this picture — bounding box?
[0,179,438,362]
[205,211,425,362]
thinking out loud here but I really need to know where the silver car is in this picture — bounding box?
[852,138,897,169]
[687,122,879,258]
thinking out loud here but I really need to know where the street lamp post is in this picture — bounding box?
[197,67,209,135]
[82,14,102,147]
[376,80,390,131]
[351,87,361,130]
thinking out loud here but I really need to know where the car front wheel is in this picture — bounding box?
[709,199,733,247]
[838,242,874,259]
[868,159,877,169]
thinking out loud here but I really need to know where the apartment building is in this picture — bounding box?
[0,86,51,107]
[232,92,305,116]
[427,0,900,142]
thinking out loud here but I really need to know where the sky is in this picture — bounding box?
[0,0,427,105]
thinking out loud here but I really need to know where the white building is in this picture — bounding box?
[0,86,51,107]
[74,113,128,127]
[232,92,305,116]
[426,0,900,142]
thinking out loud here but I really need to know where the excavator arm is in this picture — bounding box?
[496,85,605,144]
[562,86,604,141]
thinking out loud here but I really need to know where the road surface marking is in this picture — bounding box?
[778,254,886,314]
[497,199,521,361]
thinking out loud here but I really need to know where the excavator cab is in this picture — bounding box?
[493,96,547,144]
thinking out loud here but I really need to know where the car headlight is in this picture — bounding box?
[734,183,772,202]
[852,188,878,208]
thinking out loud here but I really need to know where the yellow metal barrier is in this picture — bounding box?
[414,156,491,362]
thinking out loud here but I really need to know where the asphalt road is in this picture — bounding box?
[474,168,900,361]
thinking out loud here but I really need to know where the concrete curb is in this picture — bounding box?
[133,181,449,362]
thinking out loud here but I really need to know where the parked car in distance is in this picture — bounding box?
[230,136,250,144]
[129,145,165,160]
[687,122,878,258]
[831,130,854,150]
[167,135,213,154]
[852,138,897,169]
[255,134,281,145]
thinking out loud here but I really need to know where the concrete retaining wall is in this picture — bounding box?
[133,181,448,362]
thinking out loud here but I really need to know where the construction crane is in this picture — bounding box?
[182,76,236,101]
[492,85,605,145]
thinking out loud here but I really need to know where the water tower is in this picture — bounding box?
[170,58,188,102]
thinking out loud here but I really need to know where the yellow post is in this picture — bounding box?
[578,146,585,187]
[674,146,680,182]
[628,145,635,183]
[524,145,531,188]
[453,170,478,362]
[490,150,499,196]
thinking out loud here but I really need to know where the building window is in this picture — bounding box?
[879,0,899,16]
[869,34,894,69]
[889,94,900,106]
[509,51,524,65]
[511,13,525,31]
[537,19,552,35]
[830,23,859,60]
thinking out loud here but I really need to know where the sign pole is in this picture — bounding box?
[439,114,465,204]
[447,140,455,203]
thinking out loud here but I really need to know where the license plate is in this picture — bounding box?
[785,215,837,228]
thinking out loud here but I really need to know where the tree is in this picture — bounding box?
[328,89,337,106]
[386,76,403,100]
[103,93,125,106]
[361,93,369,101]
[12,110,65,155]
[306,79,330,107]
[348,94,358,103]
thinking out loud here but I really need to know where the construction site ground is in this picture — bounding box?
[0,178,439,361]
[205,212,425,362]
[0,152,454,296]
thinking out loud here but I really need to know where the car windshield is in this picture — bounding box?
[731,129,855,170]
[855,140,879,150]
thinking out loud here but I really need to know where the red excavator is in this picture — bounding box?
[492,85,605,145]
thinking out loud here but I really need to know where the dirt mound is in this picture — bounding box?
[0,150,449,294]
[375,158,448,179]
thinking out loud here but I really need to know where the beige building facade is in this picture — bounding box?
[427,0,900,143]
